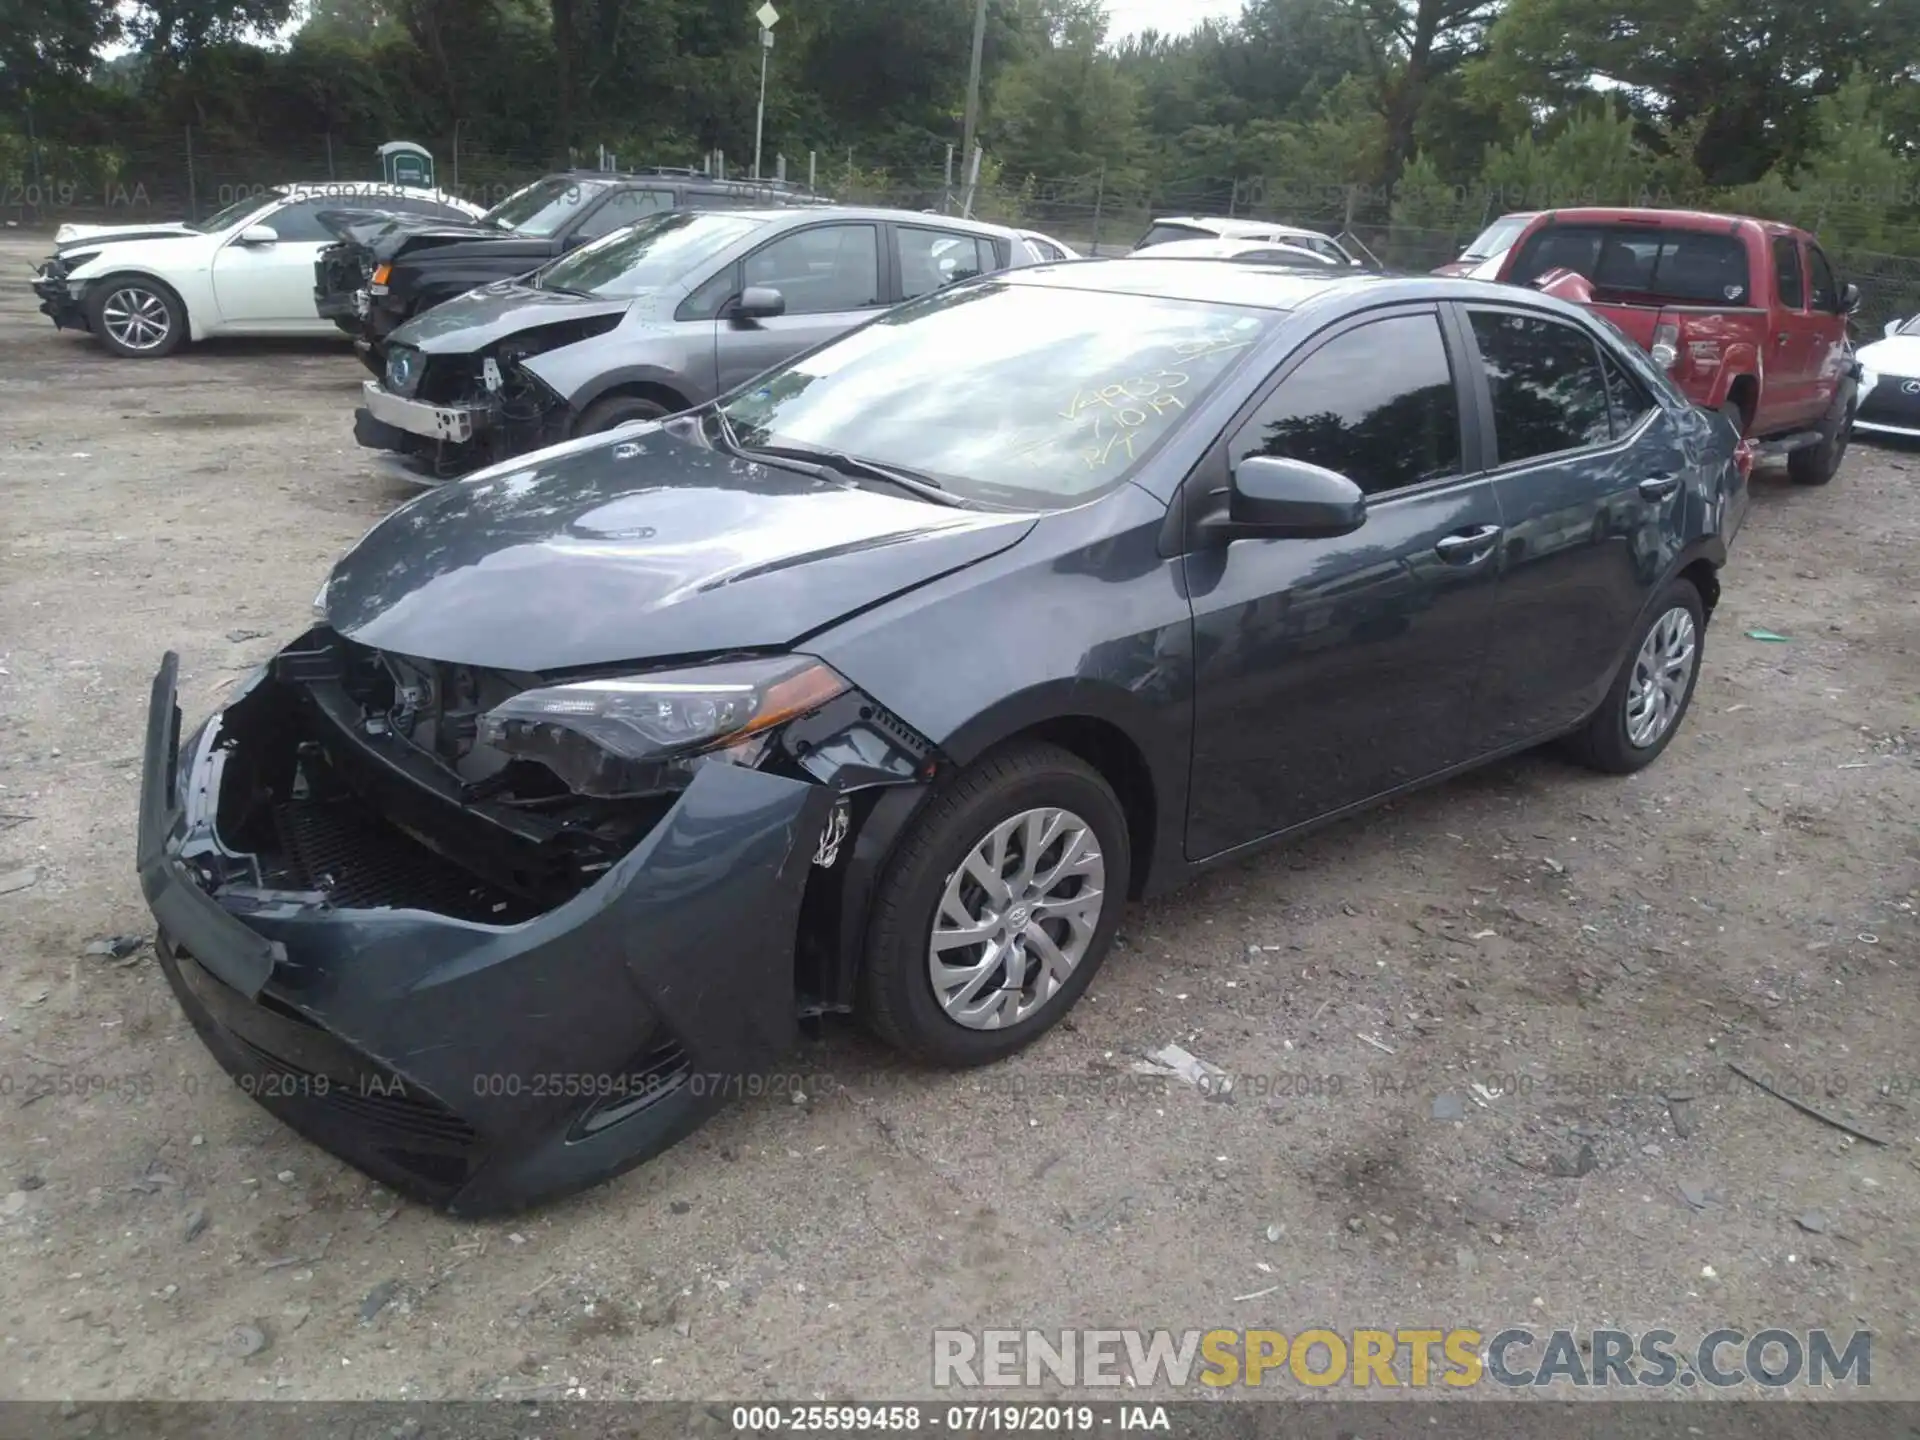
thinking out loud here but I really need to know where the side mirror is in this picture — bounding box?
[236,224,279,246]
[1208,455,1367,541]
[1840,282,1860,315]
[733,285,786,321]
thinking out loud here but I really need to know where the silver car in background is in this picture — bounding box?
[354,206,1038,483]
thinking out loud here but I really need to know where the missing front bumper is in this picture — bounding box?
[139,652,834,1213]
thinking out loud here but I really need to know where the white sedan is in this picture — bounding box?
[31,182,483,358]
[1855,315,1920,441]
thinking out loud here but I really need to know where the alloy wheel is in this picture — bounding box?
[1625,606,1697,748]
[101,286,172,352]
[928,806,1106,1030]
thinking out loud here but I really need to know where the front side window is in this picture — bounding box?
[1772,236,1805,309]
[720,282,1275,507]
[896,227,994,300]
[259,198,336,243]
[1807,246,1839,311]
[1467,310,1613,463]
[533,211,767,298]
[574,188,674,240]
[743,224,881,313]
[1229,313,1462,497]
[1511,224,1753,306]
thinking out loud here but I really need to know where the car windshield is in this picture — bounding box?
[532,211,767,297]
[1895,315,1920,336]
[1461,214,1531,260]
[188,194,273,234]
[1511,224,1754,306]
[720,281,1275,508]
[482,176,613,236]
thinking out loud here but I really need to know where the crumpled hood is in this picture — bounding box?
[392,278,638,355]
[322,420,1037,671]
[318,209,506,258]
[1859,333,1920,379]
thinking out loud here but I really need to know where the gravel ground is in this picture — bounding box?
[0,234,1916,1403]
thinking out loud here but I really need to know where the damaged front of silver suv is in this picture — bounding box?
[140,420,1037,1212]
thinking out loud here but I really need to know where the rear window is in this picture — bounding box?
[1511,224,1753,306]
[1134,223,1213,250]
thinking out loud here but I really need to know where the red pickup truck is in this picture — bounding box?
[1488,208,1859,486]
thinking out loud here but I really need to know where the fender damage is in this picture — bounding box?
[140,636,938,1215]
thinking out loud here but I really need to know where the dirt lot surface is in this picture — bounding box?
[0,235,1916,1404]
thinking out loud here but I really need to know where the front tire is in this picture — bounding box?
[1565,578,1706,775]
[1788,384,1853,486]
[861,742,1130,1067]
[87,275,187,358]
[575,394,671,437]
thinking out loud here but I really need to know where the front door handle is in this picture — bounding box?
[1434,524,1502,565]
[1776,332,1791,346]
[1638,474,1680,502]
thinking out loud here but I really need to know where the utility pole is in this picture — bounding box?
[752,3,780,181]
[960,0,988,167]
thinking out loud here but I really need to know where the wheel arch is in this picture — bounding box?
[85,268,196,341]
[570,380,693,435]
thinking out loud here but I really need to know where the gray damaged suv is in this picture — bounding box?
[354,206,1039,482]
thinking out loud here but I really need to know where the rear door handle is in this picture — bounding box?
[1639,474,1680,501]
[1434,524,1502,565]
[1776,332,1791,346]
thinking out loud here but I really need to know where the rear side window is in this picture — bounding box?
[1511,225,1753,306]
[1603,351,1656,436]
[573,188,674,240]
[1807,247,1839,311]
[1467,310,1613,463]
[1135,222,1212,250]
[1230,313,1462,497]
[1771,237,1805,309]
[895,227,996,301]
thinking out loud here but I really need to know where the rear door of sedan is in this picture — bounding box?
[1452,300,1691,751]
[1182,304,1505,859]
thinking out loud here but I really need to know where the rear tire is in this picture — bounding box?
[87,275,187,358]
[575,394,672,437]
[1564,578,1706,775]
[1788,384,1853,486]
[861,742,1130,1067]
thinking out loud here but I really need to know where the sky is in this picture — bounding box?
[1103,0,1243,39]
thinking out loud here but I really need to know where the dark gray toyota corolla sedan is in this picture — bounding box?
[139,259,1750,1213]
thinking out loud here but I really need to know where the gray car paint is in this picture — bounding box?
[384,207,1037,414]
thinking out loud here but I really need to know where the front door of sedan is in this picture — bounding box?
[710,222,886,393]
[1183,307,1505,860]
[209,199,339,328]
[1453,303,1686,751]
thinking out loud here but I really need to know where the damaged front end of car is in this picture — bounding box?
[354,314,620,484]
[139,631,939,1213]
[313,240,374,333]
[31,250,93,331]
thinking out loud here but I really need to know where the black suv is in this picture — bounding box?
[315,167,825,367]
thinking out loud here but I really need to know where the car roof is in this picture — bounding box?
[1153,215,1338,241]
[1136,236,1337,264]
[1002,258,1631,325]
[719,205,1020,235]
[1522,207,1799,238]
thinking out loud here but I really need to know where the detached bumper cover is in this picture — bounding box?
[138,652,833,1214]
[31,265,87,330]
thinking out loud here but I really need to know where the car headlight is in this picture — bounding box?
[478,655,850,798]
[385,344,422,396]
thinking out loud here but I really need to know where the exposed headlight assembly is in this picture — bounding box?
[479,655,849,797]
[385,343,423,396]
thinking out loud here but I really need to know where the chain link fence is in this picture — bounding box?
[6,123,1919,329]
